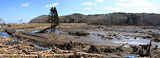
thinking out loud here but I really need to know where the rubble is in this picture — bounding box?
[0,23,160,57]
[0,36,101,58]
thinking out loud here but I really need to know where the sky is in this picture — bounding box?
[0,0,160,23]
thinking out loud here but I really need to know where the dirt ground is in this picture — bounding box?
[0,23,160,58]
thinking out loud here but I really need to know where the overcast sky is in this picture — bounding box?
[0,0,160,23]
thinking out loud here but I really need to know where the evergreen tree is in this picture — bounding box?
[39,7,60,33]
[48,7,60,27]
[47,7,60,32]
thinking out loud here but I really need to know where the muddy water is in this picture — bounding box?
[26,29,160,48]
[87,30,150,44]
[104,28,160,34]
[86,30,160,48]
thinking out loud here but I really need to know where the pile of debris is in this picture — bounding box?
[0,36,102,58]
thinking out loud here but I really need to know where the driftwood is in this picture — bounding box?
[116,43,128,52]
[138,40,153,57]
[0,52,101,57]
[130,45,140,54]
[88,45,100,54]
[0,54,73,57]
[150,33,160,42]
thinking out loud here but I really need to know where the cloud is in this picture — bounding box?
[84,8,91,10]
[96,0,104,2]
[116,0,153,7]
[46,3,59,8]
[104,0,160,13]
[82,2,96,5]
[132,7,160,13]
[82,0,103,6]
[21,3,29,7]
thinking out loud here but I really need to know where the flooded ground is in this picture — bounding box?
[104,28,160,35]
[88,30,160,48]
[0,23,160,57]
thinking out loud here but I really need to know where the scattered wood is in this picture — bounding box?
[88,45,100,54]
[115,43,128,52]
[130,45,140,54]
[138,40,153,57]
[0,52,101,57]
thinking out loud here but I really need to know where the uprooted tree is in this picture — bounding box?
[39,7,60,33]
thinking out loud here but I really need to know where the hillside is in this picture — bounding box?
[29,12,160,26]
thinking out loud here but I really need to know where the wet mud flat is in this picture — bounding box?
[1,23,160,57]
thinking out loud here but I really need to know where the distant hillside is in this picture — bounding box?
[29,12,160,26]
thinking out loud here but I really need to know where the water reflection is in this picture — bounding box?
[87,30,158,46]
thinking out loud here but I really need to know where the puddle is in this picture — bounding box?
[34,45,49,50]
[114,36,151,45]
[86,30,160,47]
[31,29,68,34]
[0,32,10,37]
[95,28,104,31]
[54,29,66,34]
[152,42,160,48]
[31,30,39,33]
[54,29,68,34]
[54,30,61,34]
[104,28,160,34]
[87,31,107,43]
[158,32,160,35]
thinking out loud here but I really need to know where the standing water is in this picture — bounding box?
[31,29,68,34]
[0,32,10,37]
[31,30,39,33]
[87,30,160,47]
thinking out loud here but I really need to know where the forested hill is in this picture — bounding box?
[29,13,160,26]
